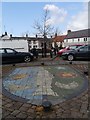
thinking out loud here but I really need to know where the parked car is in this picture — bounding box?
[61,44,90,61]
[57,44,84,56]
[0,48,34,64]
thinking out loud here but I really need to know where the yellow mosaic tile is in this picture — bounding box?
[11,74,27,80]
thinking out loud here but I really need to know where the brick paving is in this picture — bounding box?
[1,57,89,119]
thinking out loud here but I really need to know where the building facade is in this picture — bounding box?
[1,29,89,52]
[0,33,28,52]
[52,34,66,48]
[64,29,90,46]
[0,32,52,52]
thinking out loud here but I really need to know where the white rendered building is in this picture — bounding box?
[64,29,90,47]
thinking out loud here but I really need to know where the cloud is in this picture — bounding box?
[67,3,88,31]
[43,4,67,26]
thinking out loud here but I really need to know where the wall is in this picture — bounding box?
[28,40,39,49]
[0,39,28,52]
[64,37,89,47]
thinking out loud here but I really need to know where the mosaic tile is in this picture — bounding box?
[2,66,88,105]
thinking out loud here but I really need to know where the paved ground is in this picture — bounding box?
[0,57,89,119]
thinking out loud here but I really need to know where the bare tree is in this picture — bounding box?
[33,10,55,57]
[54,27,62,36]
[33,9,62,57]
[33,9,54,38]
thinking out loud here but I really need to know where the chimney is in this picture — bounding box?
[55,33,57,37]
[1,34,4,37]
[67,30,71,34]
[26,34,28,38]
[5,32,7,36]
[36,34,37,38]
[10,34,12,38]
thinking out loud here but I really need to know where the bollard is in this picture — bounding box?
[13,64,15,66]
[84,71,88,76]
[41,62,44,66]
[69,61,72,64]
[42,100,52,112]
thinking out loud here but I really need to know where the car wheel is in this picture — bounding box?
[67,54,74,61]
[24,56,31,62]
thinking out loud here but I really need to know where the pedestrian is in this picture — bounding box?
[53,47,56,56]
[31,46,38,59]
[50,48,53,58]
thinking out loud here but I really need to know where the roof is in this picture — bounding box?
[1,35,10,40]
[1,36,52,42]
[66,29,90,39]
[27,37,51,41]
[53,35,66,42]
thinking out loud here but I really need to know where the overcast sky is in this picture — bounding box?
[1,1,89,36]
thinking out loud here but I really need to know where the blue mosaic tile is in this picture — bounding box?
[2,66,88,105]
[15,90,24,97]
[26,95,34,100]
[33,95,42,100]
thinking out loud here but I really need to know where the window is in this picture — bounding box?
[0,49,5,53]
[79,46,88,52]
[33,45,36,48]
[84,38,86,41]
[88,46,90,50]
[29,41,31,44]
[33,41,36,44]
[6,49,15,53]
[69,46,77,50]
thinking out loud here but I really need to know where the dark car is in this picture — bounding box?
[61,44,90,61]
[57,44,84,56]
[0,48,34,64]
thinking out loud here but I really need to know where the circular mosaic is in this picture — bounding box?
[57,72,77,78]
[2,66,88,105]
[11,74,27,80]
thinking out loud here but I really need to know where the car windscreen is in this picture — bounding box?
[6,49,17,53]
[69,45,79,50]
[76,45,88,51]
[0,49,5,53]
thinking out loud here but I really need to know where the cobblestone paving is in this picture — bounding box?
[1,58,89,119]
